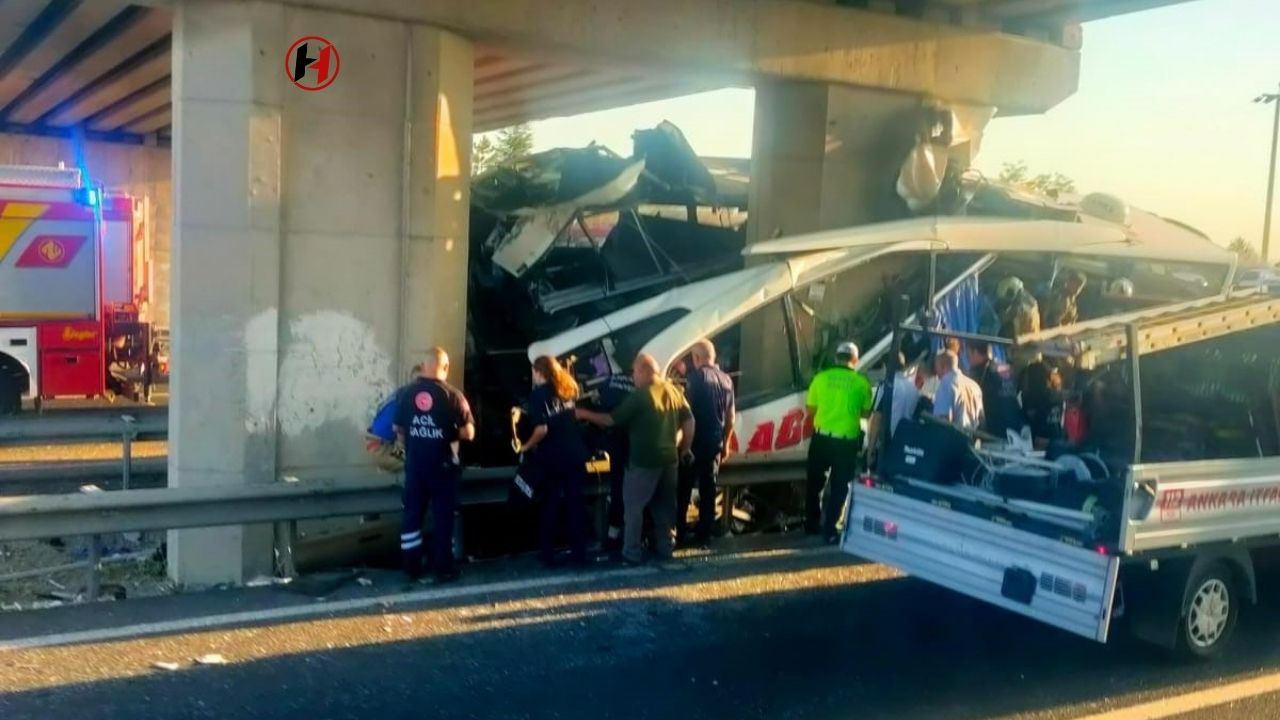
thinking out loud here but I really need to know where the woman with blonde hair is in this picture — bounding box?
[522,355,589,566]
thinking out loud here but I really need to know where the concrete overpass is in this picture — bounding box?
[0,1,1198,142]
[0,0,1200,585]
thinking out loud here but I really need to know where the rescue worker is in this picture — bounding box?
[932,349,984,432]
[367,364,422,473]
[595,369,635,558]
[1021,360,1066,450]
[677,339,736,547]
[868,353,920,452]
[521,355,589,568]
[576,353,694,565]
[393,347,475,583]
[805,341,874,543]
[966,341,1023,440]
[995,276,1041,338]
[1042,269,1087,328]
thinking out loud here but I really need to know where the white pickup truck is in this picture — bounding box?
[845,290,1280,658]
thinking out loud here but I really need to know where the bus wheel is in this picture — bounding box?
[1179,562,1239,660]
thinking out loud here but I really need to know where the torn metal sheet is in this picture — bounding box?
[491,160,645,277]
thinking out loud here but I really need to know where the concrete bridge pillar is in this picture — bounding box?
[741,81,991,394]
[168,0,472,586]
[747,82,923,240]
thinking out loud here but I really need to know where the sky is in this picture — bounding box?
[499,0,1280,260]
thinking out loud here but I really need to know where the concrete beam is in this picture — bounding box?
[287,0,1079,113]
[989,0,1197,23]
[477,79,722,133]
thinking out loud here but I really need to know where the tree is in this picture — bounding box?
[472,123,534,175]
[493,124,533,167]
[997,161,1076,199]
[471,135,495,176]
[1227,237,1261,264]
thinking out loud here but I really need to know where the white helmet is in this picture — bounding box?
[1104,277,1134,298]
[996,276,1025,302]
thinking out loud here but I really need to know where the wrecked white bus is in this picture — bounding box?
[530,198,1236,466]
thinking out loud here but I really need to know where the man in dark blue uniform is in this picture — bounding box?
[596,370,635,558]
[394,347,475,583]
[678,339,735,546]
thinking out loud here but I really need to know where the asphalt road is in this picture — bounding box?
[1,538,1279,720]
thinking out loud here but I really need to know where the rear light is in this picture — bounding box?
[862,516,899,540]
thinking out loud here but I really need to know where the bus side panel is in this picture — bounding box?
[845,483,1121,642]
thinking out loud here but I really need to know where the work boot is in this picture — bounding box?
[402,550,425,582]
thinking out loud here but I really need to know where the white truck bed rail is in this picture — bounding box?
[1017,289,1280,368]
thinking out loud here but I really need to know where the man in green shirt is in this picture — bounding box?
[805,341,874,543]
[578,352,694,564]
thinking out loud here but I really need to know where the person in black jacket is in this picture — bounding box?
[595,370,635,558]
[678,339,735,547]
[967,341,1023,440]
[522,355,590,567]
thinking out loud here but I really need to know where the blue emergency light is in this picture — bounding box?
[74,187,99,207]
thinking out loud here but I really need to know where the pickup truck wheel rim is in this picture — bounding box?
[1187,578,1230,648]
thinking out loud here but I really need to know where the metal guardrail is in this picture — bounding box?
[0,458,167,496]
[0,458,805,544]
[0,457,167,483]
[0,407,167,445]
[0,478,401,543]
[0,457,804,600]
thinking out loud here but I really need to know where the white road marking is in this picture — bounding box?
[1075,672,1280,720]
[0,546,833,652]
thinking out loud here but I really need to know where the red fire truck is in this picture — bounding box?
[0,164,156,414]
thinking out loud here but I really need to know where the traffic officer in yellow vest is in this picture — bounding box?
[805,341,874,543]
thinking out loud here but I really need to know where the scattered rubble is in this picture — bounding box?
[244,575,293,588]
[0,536,168,607]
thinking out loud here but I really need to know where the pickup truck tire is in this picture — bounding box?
[1179,561,1239,660]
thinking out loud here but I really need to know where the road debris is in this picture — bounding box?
[356,577,373,587]
[152,661,181,671]
[194,654,227,666]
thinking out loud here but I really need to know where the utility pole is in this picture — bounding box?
[1257,84,1280,264]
